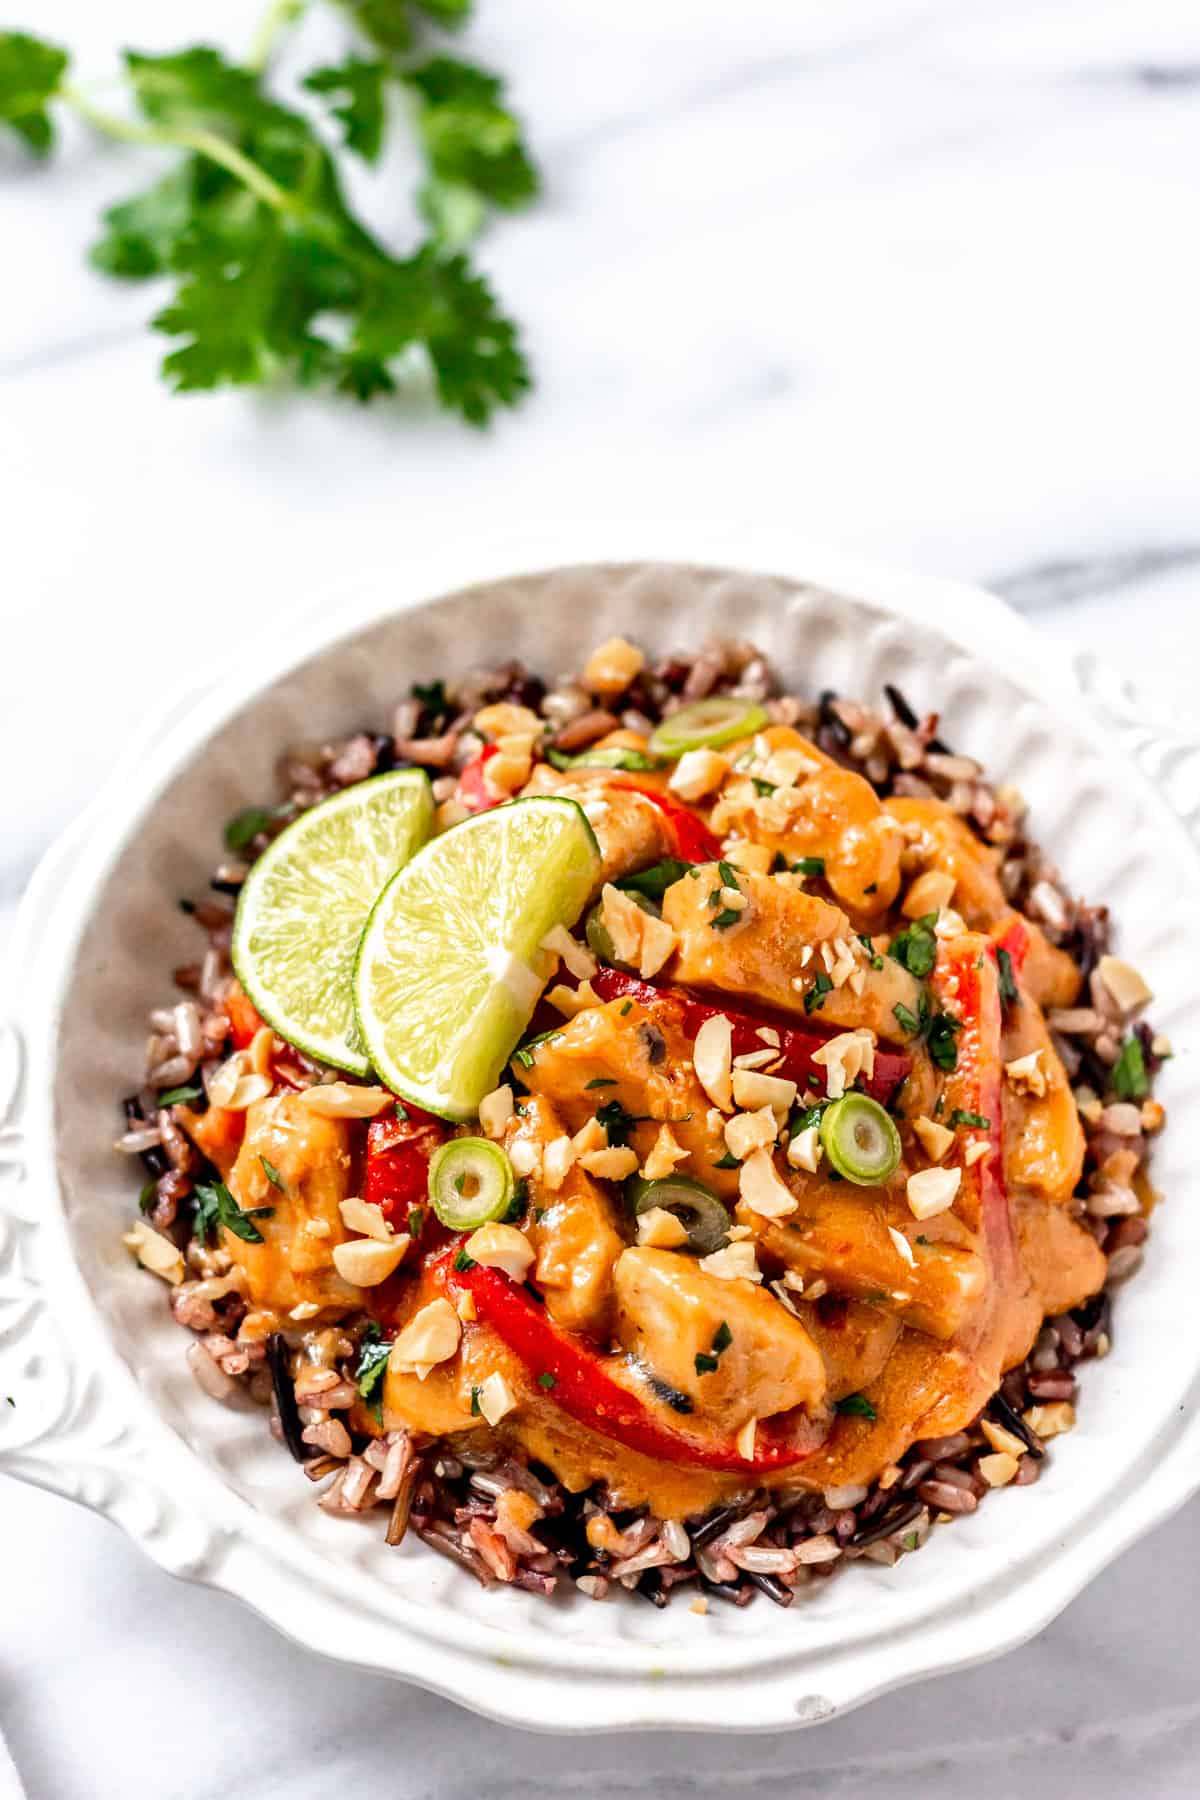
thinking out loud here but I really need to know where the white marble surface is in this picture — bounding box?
[2,0,1199,1794]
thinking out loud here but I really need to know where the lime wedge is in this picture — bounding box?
[354,796,600,1120]
[231,770,433,1076]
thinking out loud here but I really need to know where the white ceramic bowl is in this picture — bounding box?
[3,530,1200,1734]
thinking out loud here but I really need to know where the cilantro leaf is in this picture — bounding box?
[305,57,389,162]
[90,164,196,279]
[835,1392,877,1421]
[596,1098,638,1148]
[0,30,68,154]
[355,1322,392,1422]
[926,1010,962,1073]
[407,54,538,216]
[1111,1034,1149,1101]
[995,945,1019,1008]
[193,1179,274,1245]
[804,971,833,1014]
[337,0,470,55]
[889,913,939,980]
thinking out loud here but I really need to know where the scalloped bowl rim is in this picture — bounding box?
[5,525,1200,1733]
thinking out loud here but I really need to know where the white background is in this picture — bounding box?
[2,1,1199,1795]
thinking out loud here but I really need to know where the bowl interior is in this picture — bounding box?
[44,562,1200,1679]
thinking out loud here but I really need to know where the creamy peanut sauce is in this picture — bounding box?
[217,730,1109,1517]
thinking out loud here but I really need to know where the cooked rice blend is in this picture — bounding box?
[119,635,1167,1607]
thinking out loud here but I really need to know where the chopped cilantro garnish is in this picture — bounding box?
[793,856,826,877]
[949,1109,990,1129]
[717,860,740,889]
[412,679,449,724]
[694,1320,732,1375]
[156,1082,203,1107]
[902,1531,920,1552]
[711,1320,732,1353]
[711,908,741,930]
[585,1077,617,1089]
[995,945,1019,1007]
[470,1385,482,1416]
[224,806,272,853]
[453,1249,477,1272]
[893,1001,921,1036]
[926,1011,962,1072]
[536,1371,557,1390]
[355,1323,392,1423]
[914,1234,931,1246]
[835,1392,877,1421]
[502,1180,528,1223]
[619,1000,633,1016]
[596,1098,638,1147]
[804,971,833,1014]
[713,1151,741,1170]
[260,1155,286,1190]
[789,1100,828,1136]
[408,1205,425,1238]
[193,1179,273,1245]
[889,912,939,979]
[1111,1034,1149,1100]
[512,1026,562,1069]
[137,1180,158,1216]
[694,1352,719,1375]
[857,932,884,970]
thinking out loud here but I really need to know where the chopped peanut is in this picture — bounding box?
[906,1165,961,1220]
[388,1298,462,1379]
[464,1222,536,1281]
[693,1012,734,1111]
[914,1115,954,1162]
[668,749,729,802]
[641,1123,688,1181]
[582,636,645,696]
[331,1235,410,1286]
[738,1148,797,1219]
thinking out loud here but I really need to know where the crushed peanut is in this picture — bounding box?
[786,1124,823,1174]
[981,1417,1028,1460]
[540,923,597,981]
[475,1371,518,1426]
[338,1196,394,1242]
[668,748,729,802]
[464,1222,536,1282]
[724,1106,778,1162]
[478,1084,515,1140]
[1096,955,1153,1015]
[902,868,956,917]
[698,1240,763,1283]
[811,1028,876,1100]
[541,1134,578,1191]
[730,1068,797,1115]
[906,1164,961,1220]
[582,636,645,696]
[297,1082,394,1119]
[642,1122,688,1181]
[738,1147,798,1219]
[1023,1401,1075,1439]
[579,1146,640,1180]
[331,1235,410,1286]
[693,1012,734,1111]
[123,1220,186,1286]
[636,1206,690,1249]
[914,1115,954,1162]
[1005,1050,1047,1098]
[978,1452,1019,1488]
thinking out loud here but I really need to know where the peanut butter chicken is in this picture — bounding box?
[125,636,1163,1602]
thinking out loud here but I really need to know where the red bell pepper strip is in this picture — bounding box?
[612,780,723,864]
[225,984,267,1050]
[365,1104,448,1235]
[589,967,909,1104]
[437,1251,825,1472]
[931,939,1015,1285]
[457,744,501,813]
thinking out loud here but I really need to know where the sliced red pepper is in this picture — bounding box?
[990,914,1029,980]
[612,781,723,863]
[365,1104,448,1236]
[931,938,1015,1286]
[437,1251,825,1473]
[589,967,909,1104]
[457,744,501,813]
[225,983,267,1050]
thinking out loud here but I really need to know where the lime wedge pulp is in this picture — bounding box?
[354,796,600,1121]
[231,769,434,1076]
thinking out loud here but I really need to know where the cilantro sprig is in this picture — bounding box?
[193,1178,274,1245]
[0,4,536,424]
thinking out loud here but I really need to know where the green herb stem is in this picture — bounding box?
[61,84,294,211]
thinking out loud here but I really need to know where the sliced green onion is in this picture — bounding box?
[626,1175,730,1254]
[617,858,694,900]
[585,890,660,966]
[546,745,661,772]
[428,1137,515,1230]
[818,1094,901,1187]
[1111,1033,1149,1100]
[647,696,770,759]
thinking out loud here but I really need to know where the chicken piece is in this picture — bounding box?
[885,795,1008,927]
[612,1246,826,1431]
[714,726,903,917]
[1001,992,1086,1203]
[742,1180,989,1341]
[789,1295,902,1401]
[504,1094,627,1336]
[1012,914,1082,1010]
[661,864,922,1043]
[1015,1194,1107,1319]
[178,1103,245,1180]
[522,764,674,894]
[223,1093,361,1317]
[516,996,740,1199]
